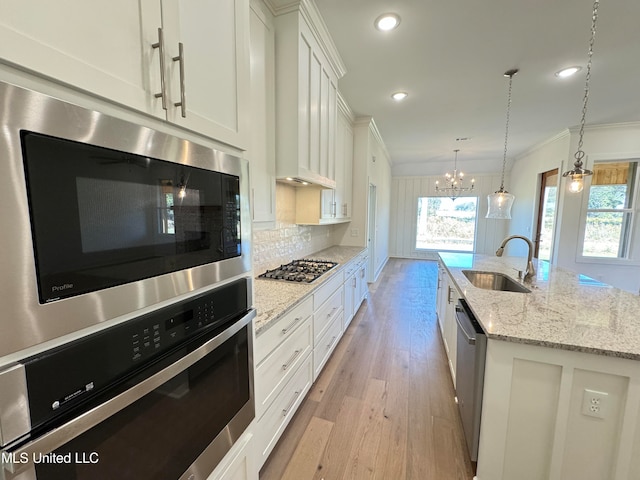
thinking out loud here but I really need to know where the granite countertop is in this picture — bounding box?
[439,252,640,360]
[253,246,366,336]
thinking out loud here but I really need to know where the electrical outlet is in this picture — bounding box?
[581,389,608,419]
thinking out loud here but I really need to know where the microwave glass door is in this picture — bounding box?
[21,131,241,303]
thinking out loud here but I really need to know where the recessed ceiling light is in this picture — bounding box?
[391,91,408,101]
[555,66,582,78]
[375,13,400,31]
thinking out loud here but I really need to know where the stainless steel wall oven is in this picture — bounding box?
[0,81,254,479]
[0,278,255,480]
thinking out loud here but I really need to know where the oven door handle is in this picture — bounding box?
[3,309,255,476]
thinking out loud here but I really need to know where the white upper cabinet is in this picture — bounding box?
[298,92,353,225]
[160,0,250,148]
[248,0,276,228]
[0,0,250,149]
[273,0,345,188]
[0,0,163,116]
[333,93,354,220]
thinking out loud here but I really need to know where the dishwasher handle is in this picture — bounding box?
[455,303,477,346]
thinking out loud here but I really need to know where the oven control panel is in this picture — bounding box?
[22,278,249,431]
[130,293,220,362]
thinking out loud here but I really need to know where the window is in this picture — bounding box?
[580,160,638,258]
[416,196,478,252]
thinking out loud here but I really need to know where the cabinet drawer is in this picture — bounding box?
[255,317,312,419]
[255,354,313,468]
[255,296,313,365]
[314,311,342,379]
[313,286,342,342]
[313,271,344,308]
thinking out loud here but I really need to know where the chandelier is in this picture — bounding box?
[435,149,474,200]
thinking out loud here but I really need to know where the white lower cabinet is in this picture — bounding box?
[314,310,342,378]
[343,267,356,329]
[342,252,368,329]
[254,296,314,469]
[313,284,342,343]
[311,270,343,381]
[255,354,314,467]
[355,254,369,305]
[436,262,461,387]
[206,430,257,480]
[254,250,369,471]
[255,315,312,419]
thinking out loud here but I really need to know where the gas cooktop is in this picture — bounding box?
[258,259,337,283]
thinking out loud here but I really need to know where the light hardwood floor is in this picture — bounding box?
[259,259,475,480]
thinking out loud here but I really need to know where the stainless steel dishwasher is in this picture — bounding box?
[455,298,487,462]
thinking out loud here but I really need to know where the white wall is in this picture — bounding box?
[507,130,571,258]
[508,122,640,294]
[389,173,510,258]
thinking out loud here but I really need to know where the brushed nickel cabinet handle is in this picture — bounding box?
[151,28,168,110]
[173,42,186,117]
[281,317,302,335]
[282,349,301,371]
[282,390,301,416]
[326,335,337,349]
[447,285,453,304]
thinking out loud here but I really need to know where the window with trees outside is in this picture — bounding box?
[416,196,478,252]
[580,160,638,258]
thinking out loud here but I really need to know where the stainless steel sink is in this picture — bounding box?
[462,270,531,293]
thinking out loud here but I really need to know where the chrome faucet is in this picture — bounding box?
[496,235,536,280]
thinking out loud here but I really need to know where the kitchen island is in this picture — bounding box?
[438,253,640,480]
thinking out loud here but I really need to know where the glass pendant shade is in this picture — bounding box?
[567,173,586,193]
[486,189,515,219]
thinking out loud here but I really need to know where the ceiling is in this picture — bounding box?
[313,0,640,176]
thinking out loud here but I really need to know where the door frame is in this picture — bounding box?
[534,168,559,260]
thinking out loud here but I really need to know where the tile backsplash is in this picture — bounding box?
[252,183,335,274]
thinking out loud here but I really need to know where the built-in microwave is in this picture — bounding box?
[0,81,251,361]
[22,131,242,304]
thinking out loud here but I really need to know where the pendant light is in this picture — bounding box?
[562,0,600,193]
[435,149,475,200]
[486,69,518,219]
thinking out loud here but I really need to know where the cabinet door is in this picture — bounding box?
[0,0,163,116]
[357,259,369,303]
[206,432,257,480]
[436,264,447,335]
[161,0,249,148]
[249,1,275,227]
[343,272,356,328]
[321,189,335,219]
[334,106,353,219]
